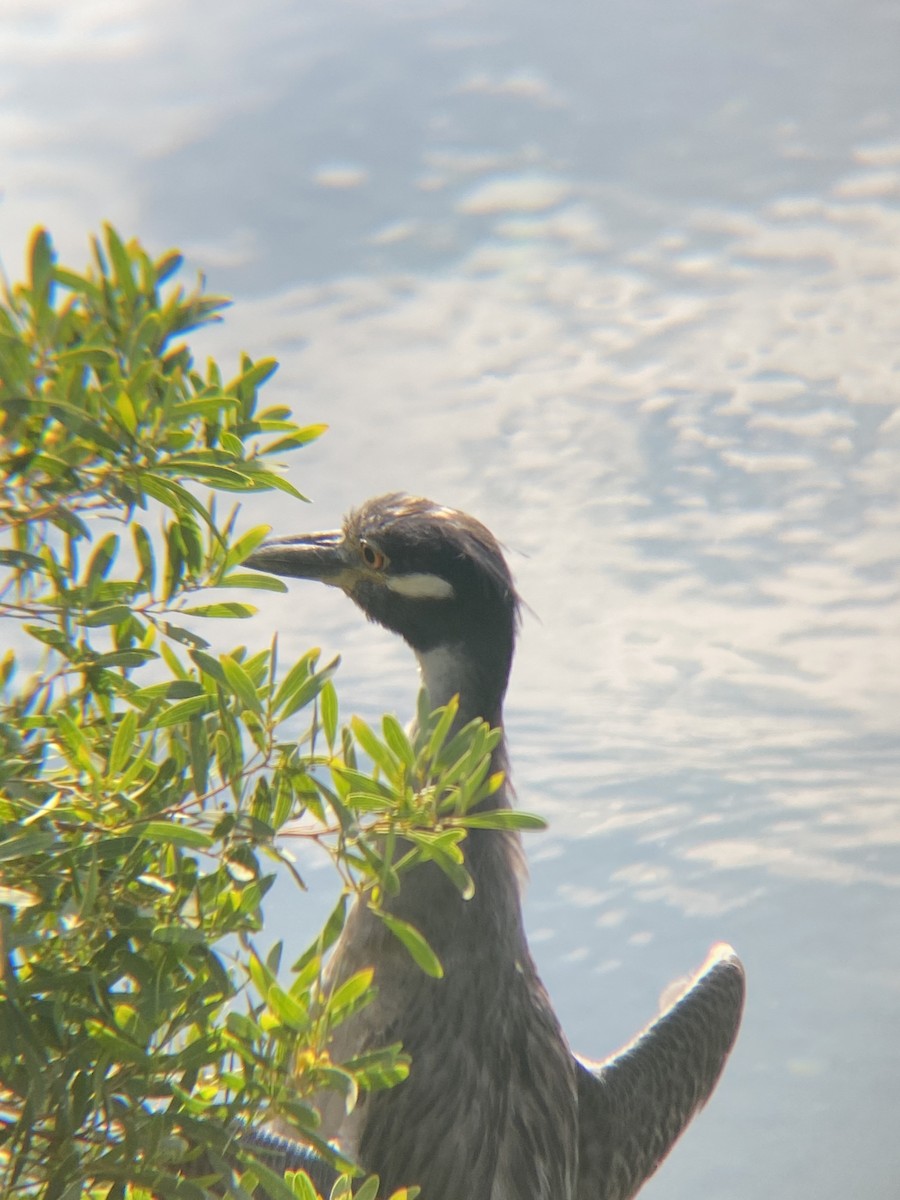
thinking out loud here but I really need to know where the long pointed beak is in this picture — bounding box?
[244,530,355,588]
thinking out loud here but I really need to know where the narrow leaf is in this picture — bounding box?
[457,810,548,831]
[376,912,443,979]
[266,984,309,1031]
[78,604,133,627]
[350,716,398,778]
[152,695,213,727]
[140,821,214,849]
[216,571,288,592]
[293,894,347,972]
[162,621,210,649]
[221,654,262,713]
[320,679,338,747]
[382,714,415,768]
[85,534,120,596]
[133,524,155,592]
[183,602,256,619]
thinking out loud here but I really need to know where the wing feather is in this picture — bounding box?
[575,943,745,1200]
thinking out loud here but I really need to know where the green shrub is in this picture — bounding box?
[0,227,520,1200]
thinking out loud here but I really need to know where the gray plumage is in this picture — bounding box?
[246,494,744,1199]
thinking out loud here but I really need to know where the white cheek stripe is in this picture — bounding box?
[385,572,456,600]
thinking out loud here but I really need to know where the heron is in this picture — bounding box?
[245,493,745,1200]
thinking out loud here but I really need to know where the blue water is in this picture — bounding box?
[3,2,900,1195]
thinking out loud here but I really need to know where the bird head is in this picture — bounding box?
[244,494,521,723]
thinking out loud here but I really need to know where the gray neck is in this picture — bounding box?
[394,641,523,960]
[416,641,505,729]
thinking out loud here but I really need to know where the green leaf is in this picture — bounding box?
[182,602,256,619]
[170,395,240,421]
[0,829,57,863]
[241,468,308,500]
[56,711,102,780]
[351,716,399,778]
[457,809,548,831]
[104,223,137,302]
[237,1155,297,1200]
[261,423,328,454]
[215,571,288,592]
[220,431,243,456]
[273,649,317,713]
[109,711,139,776]
[381,714,415,769]
[328,969,375,1024]
[333,767,396,804]
[188,715,209,796]
[141,473,219,533]
[29,227,55,314]
[131,681,203,707]
[266,984,309,1031]
[85,534,120,596]
[52,264,101,301]
[0,549,45,570]
[231,356,279,395]
[275,654,339,720]
[27,400,123,455]
[154,249,183,283]
[114,389,138,435]
[151,924,206,946]
[224,524,272,570]
[91,649,156,669]
[423,697,459,761]
[152,694,213,727]
[189,649,227,684]
[289,1171,320,1200]
[162,621,210,649]
[221,654,262,713]
[160,459,252,489]
[320,679,339,747]
[133,524,155,592]
[248,951,277,997]
[352,1180,380,1200]
[405,831,473,897]
[78,604,133,627]
[376,912,443,978]
[293,894,347,972]
[140,821,214,849]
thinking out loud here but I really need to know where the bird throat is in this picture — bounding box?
[416,641,504,729]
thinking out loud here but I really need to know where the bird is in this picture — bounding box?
[245,493,745,1200]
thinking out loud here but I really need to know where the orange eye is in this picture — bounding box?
[360,540,387,570]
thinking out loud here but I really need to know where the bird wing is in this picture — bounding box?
[574,943,745,1200]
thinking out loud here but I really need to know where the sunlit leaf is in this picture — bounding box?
[183,602,257,619]
[320,679,339,748]
[215,571,288,592]
[381,714,414,769]
[350,716,398,778]
[267,984,309,1031]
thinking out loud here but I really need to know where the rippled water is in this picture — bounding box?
[3,2,900,1196]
